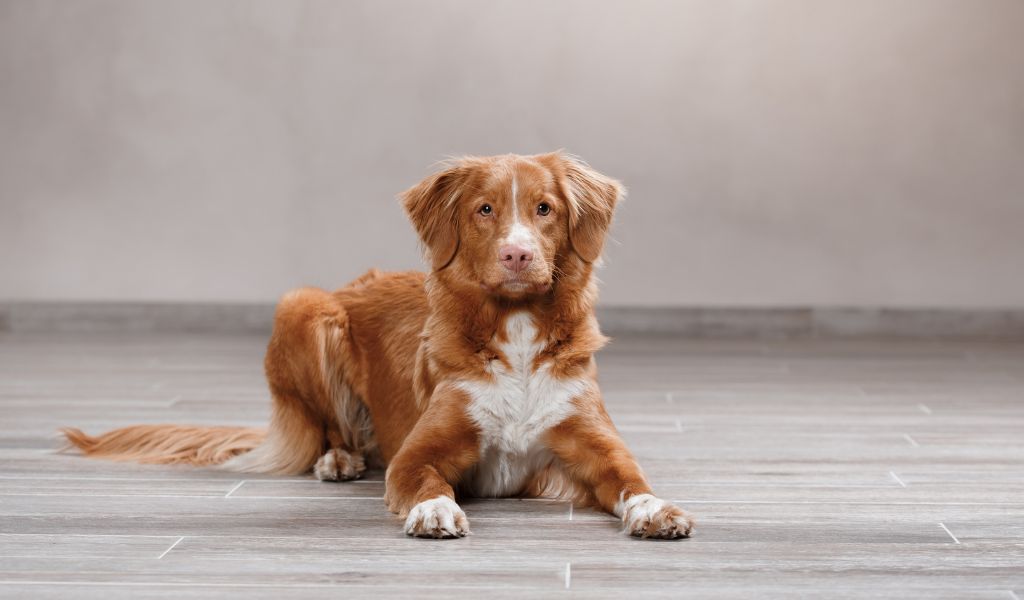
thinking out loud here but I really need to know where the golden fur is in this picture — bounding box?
[61,152,694,539]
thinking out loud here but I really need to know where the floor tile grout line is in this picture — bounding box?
[0,476,378,483]
[0,580,547,590]
[902,433,920,447]
[224,481,246,498]
[669,500,1024,506]
[6,531,1015,543]
[667,483,908,488]
[889,471,907,488]
[3,493,1024,505]
[564,562,571,590]
[938,522,960,544]
[0,493,388,500]
[156,536,184,559]
[0,533,181,539]
[7,479,1013,488]
[0,554,179,560]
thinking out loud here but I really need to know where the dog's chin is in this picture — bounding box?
[481,277,552,298]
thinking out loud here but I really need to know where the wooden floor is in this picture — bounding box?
[1,331,1023,599]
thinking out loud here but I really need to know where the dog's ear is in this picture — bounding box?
[400,162,473,271]
[548,153,624,263]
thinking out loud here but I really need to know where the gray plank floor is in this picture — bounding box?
[1,332,1023,599]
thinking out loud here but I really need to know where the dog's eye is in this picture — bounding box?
[537,202,551,216]
[479,204,493,216]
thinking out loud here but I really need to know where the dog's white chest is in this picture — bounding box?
[457,312,585,497]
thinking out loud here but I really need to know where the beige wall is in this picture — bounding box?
[2,0,1023,307]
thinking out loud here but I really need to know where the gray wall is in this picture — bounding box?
[2,0,1023,308]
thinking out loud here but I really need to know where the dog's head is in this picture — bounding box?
[401,152,622,298]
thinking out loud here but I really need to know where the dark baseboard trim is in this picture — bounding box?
[596,306,1024,340]
[1,302,1023,340]
[0,302,275,334]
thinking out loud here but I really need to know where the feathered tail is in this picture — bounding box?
[59,388,327,475]
[59,425,266,467]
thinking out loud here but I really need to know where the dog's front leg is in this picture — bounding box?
[384,384,480,538]
[546,389,695,539]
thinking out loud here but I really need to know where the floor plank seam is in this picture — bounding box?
[889,471,907,488]
[938,522,961,544]
[0,493,389,500]
[224,481,246,498]
[0,580,555,590]
[0,476,318,483]
[157,536,184,559]
[4,492,1024,506]
[670,500,1024,506]
[10,493,1024,506]
[0,533,180,539]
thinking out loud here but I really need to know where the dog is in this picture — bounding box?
[61,152,694,539]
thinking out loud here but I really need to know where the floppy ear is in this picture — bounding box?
[400,163,471,271]
[556,154,624,263]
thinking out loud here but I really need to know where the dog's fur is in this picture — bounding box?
[61,152,694,539]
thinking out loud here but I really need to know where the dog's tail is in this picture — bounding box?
[59,397,325,475]
[217,400,325,474]
[59,424,266,467]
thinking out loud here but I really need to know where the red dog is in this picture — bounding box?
[63,152,694,539]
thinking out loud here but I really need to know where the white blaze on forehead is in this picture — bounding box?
[502,172,537,249]
[510,174,518,215]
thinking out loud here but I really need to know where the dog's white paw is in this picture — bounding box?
[314,448,365,482]
[404,496,470,539]
[619,493,694,539]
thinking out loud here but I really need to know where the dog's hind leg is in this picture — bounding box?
[305,288,379,482]
[224,287,376,476]
[314,357,377,481]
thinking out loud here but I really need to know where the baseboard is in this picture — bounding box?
[596,306,1024,340]
[1,302,1023,340]
[0,302,275,334]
